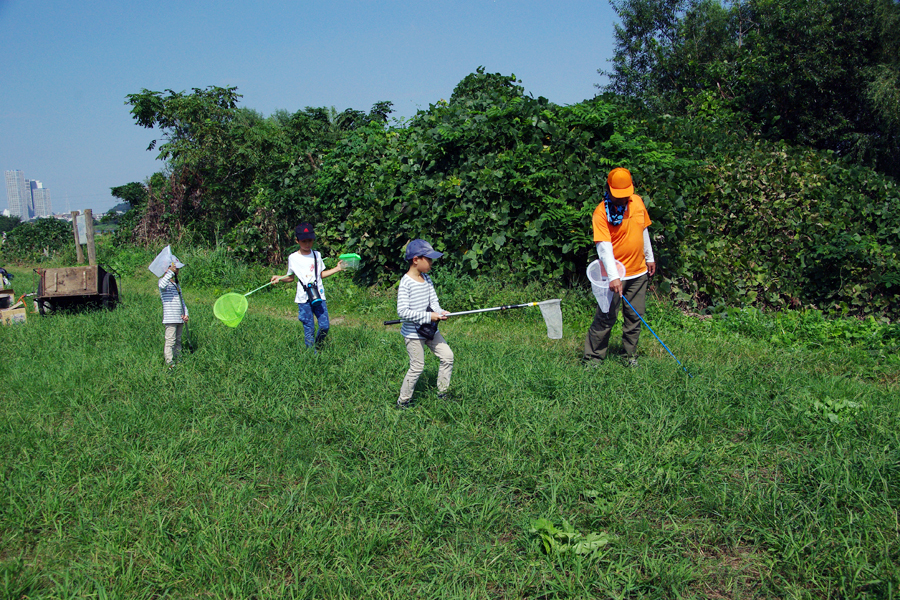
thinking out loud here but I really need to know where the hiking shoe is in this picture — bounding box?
[582,358,604,369]
[437,390,457,402]
[314,332,328,349]
[396,399,413,410]
[626,357,639,368]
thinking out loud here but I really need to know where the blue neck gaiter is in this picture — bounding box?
[605,190,626,226]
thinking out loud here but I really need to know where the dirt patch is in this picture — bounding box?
[689,543,768,599]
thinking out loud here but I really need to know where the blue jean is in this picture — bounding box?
[297,300,329,348]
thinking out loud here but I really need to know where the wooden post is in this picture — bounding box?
[84,209,97,267]
[71,210,84,264]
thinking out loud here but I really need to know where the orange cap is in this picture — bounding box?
[607,168,634,198]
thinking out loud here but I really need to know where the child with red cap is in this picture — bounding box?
[270,222,345,349]
[584,168,656,367]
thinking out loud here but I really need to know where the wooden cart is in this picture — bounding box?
[34,266,119,314]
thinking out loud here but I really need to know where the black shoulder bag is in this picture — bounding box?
[414,275,439,340]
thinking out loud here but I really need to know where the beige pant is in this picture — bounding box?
[164,323,183,365]
[399,332,454,403]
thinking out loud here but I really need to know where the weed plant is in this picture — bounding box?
[1,263,898,598]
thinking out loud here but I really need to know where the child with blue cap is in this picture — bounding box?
[395,239,454,409]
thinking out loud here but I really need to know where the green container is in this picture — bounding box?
[339,253,361,270]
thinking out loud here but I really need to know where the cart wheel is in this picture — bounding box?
[37,299,51,315]
[102,272,119,310]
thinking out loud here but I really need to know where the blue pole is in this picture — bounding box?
[621,295,693,378]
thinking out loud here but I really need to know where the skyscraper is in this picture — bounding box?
[30,180,52,217]
[4,170,31,219]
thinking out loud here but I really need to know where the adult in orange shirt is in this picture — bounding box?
[584,168,656,367]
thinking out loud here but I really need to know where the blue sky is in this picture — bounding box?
[1,0,617,215]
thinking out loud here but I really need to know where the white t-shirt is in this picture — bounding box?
[286,250,326,304]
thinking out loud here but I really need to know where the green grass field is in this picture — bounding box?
[1,259,898,599]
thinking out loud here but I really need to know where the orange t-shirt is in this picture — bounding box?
[592,194,652,278]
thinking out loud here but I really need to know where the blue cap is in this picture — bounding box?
[295,222,315,240]
[405,239,443,260]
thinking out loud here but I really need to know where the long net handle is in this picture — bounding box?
[244,281,275,297]
[621,295,693,378]
[173,275,186,319]
[383,302,538,326]
[445,302,538,317]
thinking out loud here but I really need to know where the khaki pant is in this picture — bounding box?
[399,332,454,403]
[584,274,647,361]
[164,323,183,365]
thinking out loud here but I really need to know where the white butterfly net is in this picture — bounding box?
[537,299,563,339]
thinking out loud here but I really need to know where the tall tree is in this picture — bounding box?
[110,182,148,210]
[125,86,395,250]
[603,0,695,102]
[602,0,900,178]
[126,86,242,166]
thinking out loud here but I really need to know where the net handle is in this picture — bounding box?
[244,281,275,297]
[620,295,693,378]
[383,301,554,325]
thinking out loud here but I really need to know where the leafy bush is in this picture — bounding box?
[637,111,900,319]
[707,306,900,356]
[529,518,612,557]
[0,218,73,263]
[118,70,900,321]
[0,214,22,235]
[316,74,688,284]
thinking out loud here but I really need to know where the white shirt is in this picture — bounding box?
[287,250,326,304]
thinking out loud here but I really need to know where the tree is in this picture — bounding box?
[602,0,696,102]
[125,87,245,238]
[602,0,900,178]
[124,84,395,252]
[99,204,131,226]
[126,86,242,165]
[222,101,393,264]
[110,182,148,210]
[317,75,682,282]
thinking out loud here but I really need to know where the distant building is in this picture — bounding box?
[30,180,52,217]
[4,170,32,219]
[4,170,54,219]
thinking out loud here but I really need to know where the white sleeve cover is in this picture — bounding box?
[643,228,655,264]
[596,241,620,280]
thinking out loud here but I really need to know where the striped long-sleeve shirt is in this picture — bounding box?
[397,273,443,339]
[158,271,188,324]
